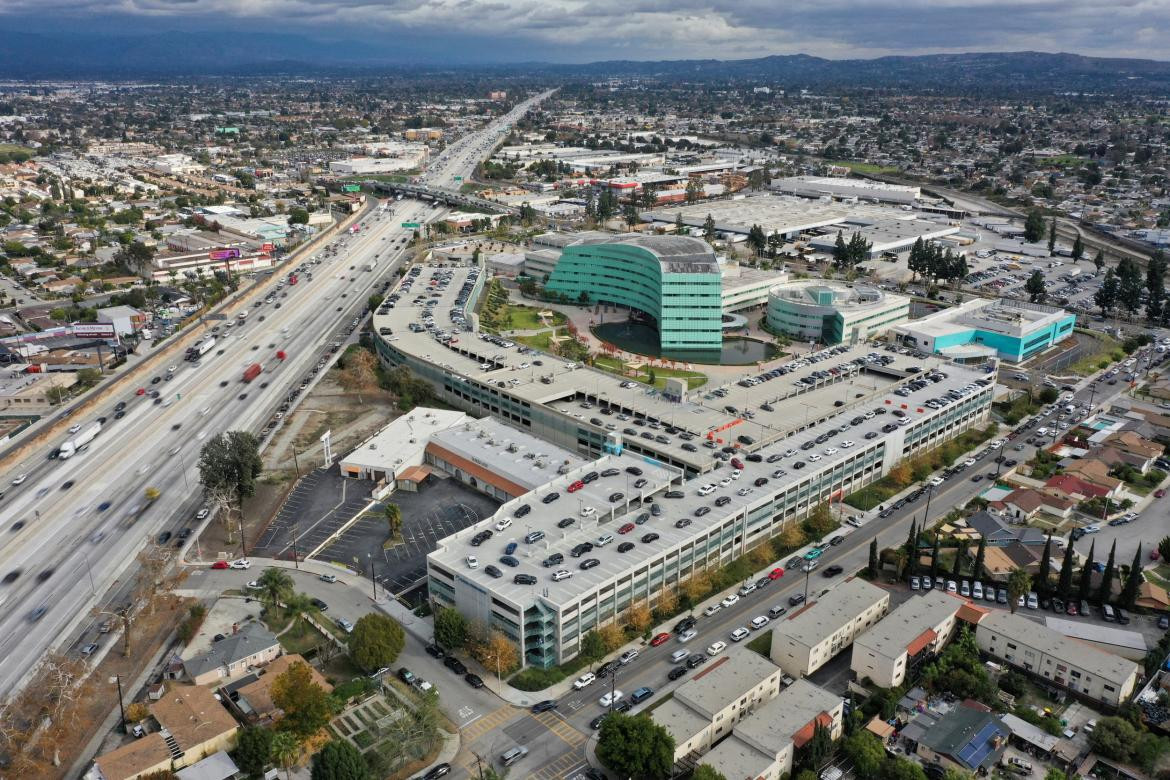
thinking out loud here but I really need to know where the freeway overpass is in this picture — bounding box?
[367,180,517,215]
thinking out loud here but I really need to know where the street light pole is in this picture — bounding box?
[114,674,127,733]
[368,553,377,600]
[922,482,935,525]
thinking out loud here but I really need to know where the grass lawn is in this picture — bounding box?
[0,143,33,154]
[516,331,554,350]
[1146,565,1170,590]
[460,182,488,193]
[746,630,772,658]
[822,159,899,175]
[261,606,295,635]
[505,305,566,330]
[1068,330,1121,376]
[279,616,327,655]
[594,355,707,390]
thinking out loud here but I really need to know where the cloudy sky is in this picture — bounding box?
[1,0,1168,63]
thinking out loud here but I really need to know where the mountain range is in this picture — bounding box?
[1,31,1169,93]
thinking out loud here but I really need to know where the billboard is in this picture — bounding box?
[72,323,116,339]
[209,248,242,261]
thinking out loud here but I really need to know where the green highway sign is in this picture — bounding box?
[402,222,420,228]
[454,176,463,182]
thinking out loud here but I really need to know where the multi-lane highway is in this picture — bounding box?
[0,93,548,698]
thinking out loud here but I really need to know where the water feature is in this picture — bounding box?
[592,321,783,366]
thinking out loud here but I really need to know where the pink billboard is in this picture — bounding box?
[209,248,242,260]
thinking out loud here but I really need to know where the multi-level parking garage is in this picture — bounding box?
[370,254,997,668]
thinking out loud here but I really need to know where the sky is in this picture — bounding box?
[0,0,1168,64]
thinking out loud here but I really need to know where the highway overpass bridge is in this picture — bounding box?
[368,181,516,215]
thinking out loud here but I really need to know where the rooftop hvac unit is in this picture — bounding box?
[536,461,546,469]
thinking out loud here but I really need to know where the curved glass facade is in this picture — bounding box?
[545,236,723,351]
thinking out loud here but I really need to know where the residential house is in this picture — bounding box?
[1000,489,1044,522]
[1045,474,1108,501]
[1104,432,1162,473]
[1062,459,1122,497]
[964,511,1017,545]
[225,654,332,723]
[182,622,280,686]
[906,703,1009,775]
[88,684,239,780]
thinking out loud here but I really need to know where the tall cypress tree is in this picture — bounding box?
[868,538,879,578]
[1078,540,1096,599]
[951,544,963,577]
[1120,545,1143,610]
[1059,540,1077,595]
[1035,536,1053,596]
[973,537,986,580]
[1097,540,1117,604]
[904,520,918,580]
[930,533,940,579]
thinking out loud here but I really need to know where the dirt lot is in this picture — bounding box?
[198,367,400,559]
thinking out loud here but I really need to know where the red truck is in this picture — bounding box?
[242,363,262,383]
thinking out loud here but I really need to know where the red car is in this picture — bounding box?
[768,567,785,580]
[618,523,635,534]
[567,480,584,493]
[730,458,744,470]
[210,560,230,570]
[1156,489,1166,498]
[135,387,146,396]
[1066,602,1078,616]
[650,632,670,647]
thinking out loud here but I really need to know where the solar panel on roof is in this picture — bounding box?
[956,722,1002,768]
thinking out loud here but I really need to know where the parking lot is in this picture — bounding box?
[317,474,500,595]
[251,468,375,561]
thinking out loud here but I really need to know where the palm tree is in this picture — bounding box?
[1007,568,1032,614]
[270,730,300,780]
[384,503,403,538]
[257,567,294,609]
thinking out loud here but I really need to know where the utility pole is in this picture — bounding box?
[114,674,127,733]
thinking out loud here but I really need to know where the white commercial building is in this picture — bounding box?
[851,589,963,688]
[770,577,890,678]
[766,280,910,345]
[338,407,468,487]
[329,145,428,175]
[773,176,921,205]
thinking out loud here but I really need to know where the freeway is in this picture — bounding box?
[0,89,554,700]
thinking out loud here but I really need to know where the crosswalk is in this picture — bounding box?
[530,754,587,780]
[459,705,516,743]
[531,710,587,748]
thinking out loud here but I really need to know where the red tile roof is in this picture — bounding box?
[906,628,938,656]
[793,712,834,748]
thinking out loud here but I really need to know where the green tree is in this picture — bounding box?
[198,430,263,549]
[703,213,717,242]
[841,731,885,777]
[1007,568,1031,613]
[348,613,405,672]
[596,713,675,779]
[580,630,607,663]
[972,537,986,580]
[1048,219,1057,252]
[1093,250,1105,275]
[1147,251,1166,322]
[693,766,728,780]
[1078,540,1096,599]
[1025,270,1047,303]
[1097,540,1117,603]
[797,721,834,773]
[833,231,849,270]
[287,207,310,225]
[1062,540,1076,594]
[882,756,928,780]
[1035,536,1052,596]
[256,567,295,609]
[1120,544,1143,610]
[1095,268,1119,316]
[1038,386,1059,404]
[233,726,273,777]
[384,503,402,538]
[1088,716,1139,763]
[868,537,879,577]
[1117,257,1144,315]
[272,660,335,737]
[270,730,300,780]
[930,533,940,579]
[1159,536,1170,564]
[434,607,469,650]
[1072,234,1084,261]
[1023,210,1045,243]
[310,740,369,780]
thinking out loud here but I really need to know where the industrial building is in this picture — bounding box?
[807,217,961,258]
[772,176,921,205]
[544,234,724,352]
[973,610,1140,708]
[769,577,890,678]
[373,262,996,667]
[894,298,1076,364]
[765,280,910,345]
[851,589,963,687]
[328,145,428,175]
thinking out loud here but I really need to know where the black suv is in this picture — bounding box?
[444,656,467,675]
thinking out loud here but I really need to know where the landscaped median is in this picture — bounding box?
[844,424,999,511]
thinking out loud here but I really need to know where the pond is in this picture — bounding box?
[593,321,784,366]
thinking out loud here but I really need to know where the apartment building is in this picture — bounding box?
[770,578,889,678]
[974,610,1139,708]
[851,589,962,687]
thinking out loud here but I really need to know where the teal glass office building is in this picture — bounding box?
[545,235,723,352]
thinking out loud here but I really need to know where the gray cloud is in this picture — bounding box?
[0,0,1167,61]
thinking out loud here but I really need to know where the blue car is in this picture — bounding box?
[505,541,518,555]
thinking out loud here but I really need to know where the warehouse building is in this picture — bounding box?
[851,589,963,687]
[895,298,1076,364]
[973,610,1140,708]
[770,578,890,678]
[772,176,921,205]
[544,234,724,352]
[766,280,910,345]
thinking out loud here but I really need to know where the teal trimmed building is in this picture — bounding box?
[894,298,1076,364]
[766,280,910,346]
[545,235,723,351]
